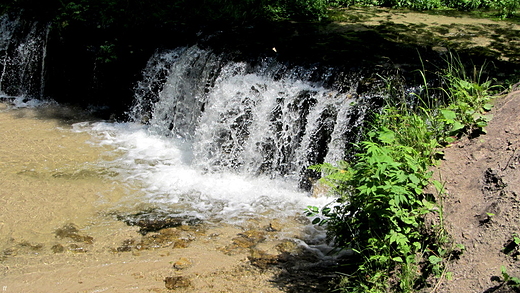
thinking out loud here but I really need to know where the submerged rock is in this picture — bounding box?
[68,243,88,253]
[173,257,193,270]
[164,276,192,290]
[276,239,303,255]
[51,244,65,253]
[114,225,203,252]
[116,210,202,235]
[54,223,94,244]
[219,229,267,255]
[248,249,279,270]
[265,220,283,232]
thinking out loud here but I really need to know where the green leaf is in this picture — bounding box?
[392,256,404,263]
[429,255,443,265]
[408,173,420,185]
[451,121,465,132]
[483,103,494,111]
[502,265,510,280]
[446,271,453,280]
[412,241,421,252]
[444,136,456,143]
[441,109,457,122]
[481,114,493,121]
[378,129,396,144]
[476,120,488,128]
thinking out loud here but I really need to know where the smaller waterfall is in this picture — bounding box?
[0,14,50,100]
[131,45,382,189]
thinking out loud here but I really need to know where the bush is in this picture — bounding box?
[308,53,498,292]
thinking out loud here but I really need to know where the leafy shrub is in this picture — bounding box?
[309,113,444,292]
[308,53,499,292]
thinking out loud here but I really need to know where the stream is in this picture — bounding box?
[0,101,338,292]
[1,6,518,292]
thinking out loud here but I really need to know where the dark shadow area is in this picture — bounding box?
[0,101,106,125]
[245,243,349,292]
[2,7,518,119]
[484,282,520,293]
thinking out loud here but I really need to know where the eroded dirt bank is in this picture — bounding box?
[436,88,520,292]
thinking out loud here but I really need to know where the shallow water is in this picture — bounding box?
[0,104,121,249]
[0,102,334,292]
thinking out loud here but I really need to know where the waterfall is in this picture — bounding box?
[130,45,381,189]
[0,14,50,100]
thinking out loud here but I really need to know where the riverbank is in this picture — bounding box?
[433,88,520,292]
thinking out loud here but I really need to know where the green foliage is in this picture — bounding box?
[493,0,520,18]
[437,52,499,137]
[501,266,520,287]
[503,233,520,255]
[2,0,330,24]
[308,53,498,292]
[97,41,117,63]
[275,0,330,21]
[311,119,446,292]
[328,0,519,17]
[4,0,518,22]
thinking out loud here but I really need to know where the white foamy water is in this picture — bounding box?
[73,121,334,223]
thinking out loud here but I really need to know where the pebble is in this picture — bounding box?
[173,257,193,270]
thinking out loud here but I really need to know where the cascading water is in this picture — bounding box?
[64,44,387,225]
[0,13,49,101]
[0,9,385,223]
[129,45,380,192]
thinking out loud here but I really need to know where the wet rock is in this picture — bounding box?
[172,239,192,248]
[249,249,279,269]
[276,239,302,255]
[231,236,256,249]
[1,248,16,260]
[115,239,135,252]
[173,257,193,270]
[18,240,44,251]
[219,229,267,254]
[114,226,198,251]
[311,180,331,197]
[137,233,176,250]
[265,220,283,232]
[160,227,182,236]
[117,210,202,235]
[164,276,192,290]
[133,218,185,235]
[54,223,94,244]
[51,244,65,253]
[238,230,266,243]
[55,223,78,236]
[68,243,88,253]
[1,241,45,259]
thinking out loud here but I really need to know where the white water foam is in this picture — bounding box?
[0,95,50,107]
[74,121,335,223]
